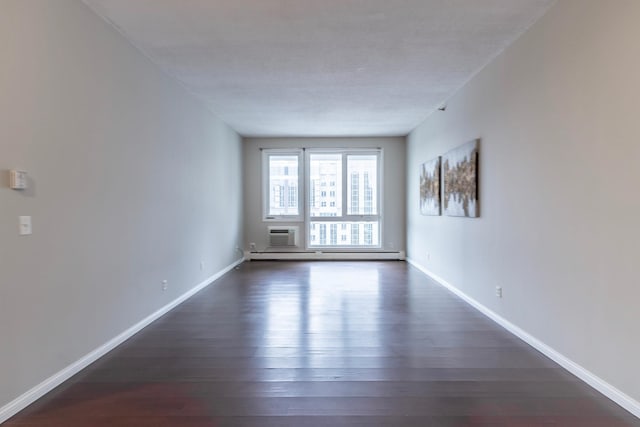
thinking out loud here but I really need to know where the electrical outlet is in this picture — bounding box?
[495,286,502,298]
[19,216,32,235]
[162,280,168,291]
[249,242,256,251]
[199,261,204,271]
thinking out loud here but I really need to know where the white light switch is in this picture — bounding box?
[19,216,32,235]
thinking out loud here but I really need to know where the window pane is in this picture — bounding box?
[309,154,342,217]
[347,155,377,215]
[269,155,298,216]
[309,221,379,247]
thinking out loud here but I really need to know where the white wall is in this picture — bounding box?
[243,137,406,252]
[0,0,243,410]
[407,0,640,404]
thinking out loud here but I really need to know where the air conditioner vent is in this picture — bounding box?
[268,226,299,247]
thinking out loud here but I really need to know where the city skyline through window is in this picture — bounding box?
[267,154,299,217]
[263,149,381,248]
[308,152,380,247]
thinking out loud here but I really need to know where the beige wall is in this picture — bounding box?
[0,0,243,410]
[243,137,406,252]
[407,0,640,403]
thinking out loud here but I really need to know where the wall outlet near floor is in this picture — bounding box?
[199,261,204,271]
[495,286,503,298]
[249,242,256,252]
[19,216,32,235]
[162,280,168,291]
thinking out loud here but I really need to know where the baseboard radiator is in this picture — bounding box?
[245,251,405,261]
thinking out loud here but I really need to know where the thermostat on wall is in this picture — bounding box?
[10,170,28,190]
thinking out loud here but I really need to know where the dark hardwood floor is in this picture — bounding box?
[5,261,638,426]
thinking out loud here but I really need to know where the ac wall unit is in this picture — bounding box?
[268,226,299,248]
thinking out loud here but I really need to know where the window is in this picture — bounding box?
[309,153,341,219]
[263,150,302,220]
[348,156,378,216]
[308,151,381,248]
[263,148,382,248]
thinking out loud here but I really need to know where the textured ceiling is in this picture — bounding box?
[83,0,555,137]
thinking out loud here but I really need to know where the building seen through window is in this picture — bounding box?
[309,153,379,247]
[268,155,299,216]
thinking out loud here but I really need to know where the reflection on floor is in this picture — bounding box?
[6,261,639,426]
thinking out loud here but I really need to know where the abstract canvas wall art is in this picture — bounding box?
[442,139,479,217]
[419,157,441,216]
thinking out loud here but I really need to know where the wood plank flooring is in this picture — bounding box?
[5,261,638,426]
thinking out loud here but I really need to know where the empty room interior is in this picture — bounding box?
[2,0,640,425]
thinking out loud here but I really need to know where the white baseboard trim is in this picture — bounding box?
[406,258,640,419]
[246,250,405,261]
[0,257,244,424]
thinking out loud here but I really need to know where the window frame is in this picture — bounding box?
[262,149,304,222]
[305,148,383,250]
